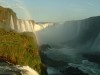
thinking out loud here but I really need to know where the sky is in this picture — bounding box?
[0,0,100,22]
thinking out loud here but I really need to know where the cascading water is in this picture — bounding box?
[76,21,82,36]
[25,20,34,32]
[17,20,21,32]
[16,66,39,75]
[20,20,24,32]
[0,61,39,75]
[10,15,35,33]
[24,21,30,31]
[10,15,15,30]
[30,21,34,31]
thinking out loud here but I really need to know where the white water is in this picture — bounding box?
[0,65,39,75]
[18,20,34,32]
[68,60,100,75]
[10,15,34,32]
[10,15,15,30]
[34,23,52,32]
[21,20,26,32]
[16,65,39,75]
[10,15,54,32]
[34,24,44,32]
[17,20,21,32]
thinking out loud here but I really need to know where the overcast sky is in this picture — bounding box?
[0,0,100,22]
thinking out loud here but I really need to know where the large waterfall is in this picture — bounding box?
[10,15,34,32]
[10,15,55,32]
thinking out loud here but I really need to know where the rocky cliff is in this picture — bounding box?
[0,6,17,31]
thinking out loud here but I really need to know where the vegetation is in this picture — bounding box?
[0,29,47,75]
[0,6,47,75]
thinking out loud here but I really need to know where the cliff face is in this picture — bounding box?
[0,6,17,31]
[0,6,47,75]
[62,16,100,46]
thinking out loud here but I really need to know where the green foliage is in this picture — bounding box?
[0,29,43,74]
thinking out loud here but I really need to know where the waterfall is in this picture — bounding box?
[10,15,15,30]
[0,65,39,75]
[16,65,39,75]
[0,61,39,75]
[24,20,32,32]
[21,20,26,32]
[10,15,35,32]
[17,20,21,32]
[30,21,34,32]
[76,22,81,36]
[10,15,52,32]
[24,21,29,31]
[30,21,34,31]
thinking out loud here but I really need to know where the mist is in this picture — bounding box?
[38,16,100,63]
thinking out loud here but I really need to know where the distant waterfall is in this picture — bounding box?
[17,20,21,32]
[21,20,26,32]
[10,15,53,33]
[10,15,15,30]
[76,22,81,36]
[31,22,34,30]
[24,21,29,31]
[24,20,34,32]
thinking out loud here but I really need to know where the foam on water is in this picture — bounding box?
[68,60,100,75]
[16,65,39,75]
[0,65,39,75]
